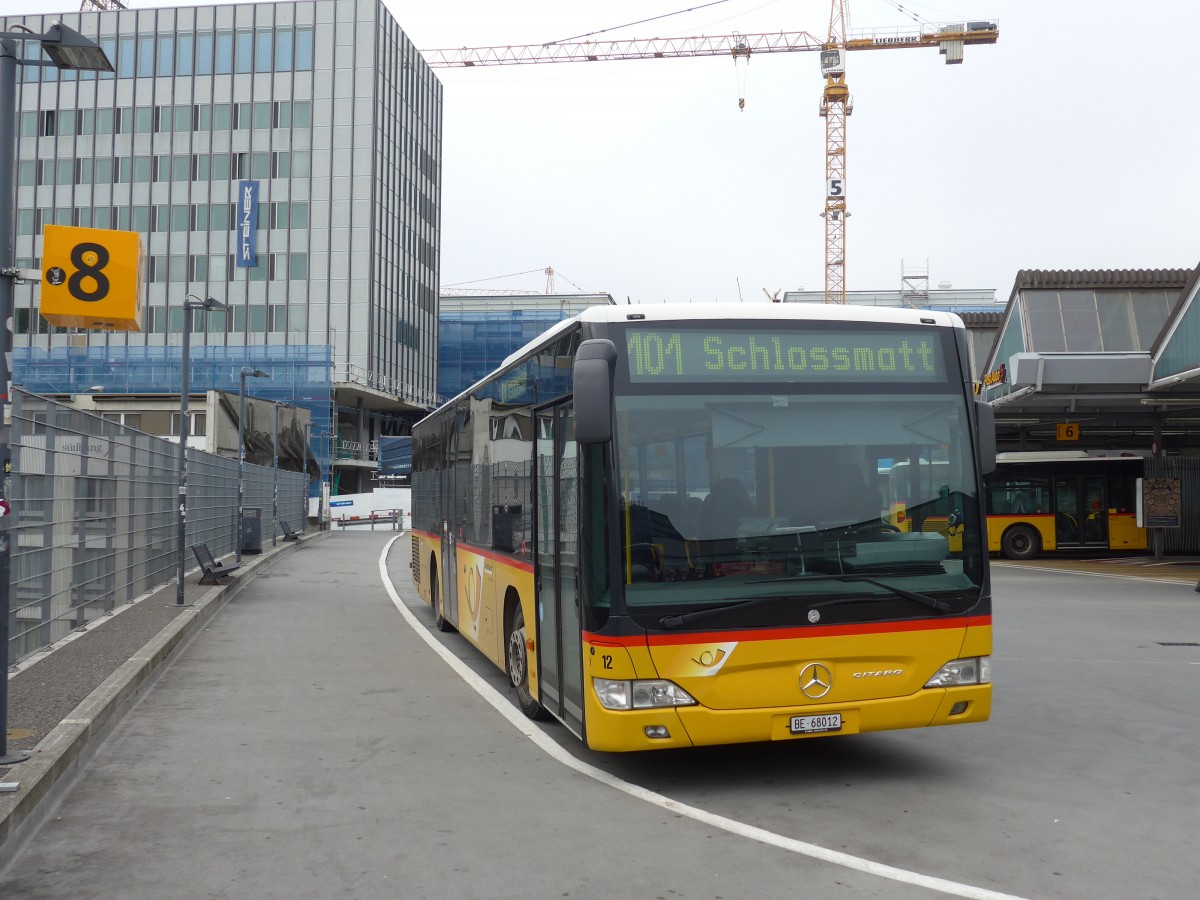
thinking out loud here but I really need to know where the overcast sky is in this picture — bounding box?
[9,1,1200,302]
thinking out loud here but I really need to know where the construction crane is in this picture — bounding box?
[816,3,997,302]
[423,13,997,303]
[442,264,581,295]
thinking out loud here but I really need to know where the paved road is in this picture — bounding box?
[1,533,1197,899]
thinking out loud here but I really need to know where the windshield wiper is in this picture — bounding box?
[658,594,885,630]
[746,572,954,614]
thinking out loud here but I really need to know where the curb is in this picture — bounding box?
[0,533,328,870]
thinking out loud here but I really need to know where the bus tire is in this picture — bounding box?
[431,562,452,632]
[1002,525,1040,561]
[507,602,547,720]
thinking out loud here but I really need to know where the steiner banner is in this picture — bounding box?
[236,180,260,267]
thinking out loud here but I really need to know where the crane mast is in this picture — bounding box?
[423,19,997,303]
[820,0,850,304]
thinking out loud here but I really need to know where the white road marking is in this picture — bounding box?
[379,536,1027,900]
[996,562,1194,585]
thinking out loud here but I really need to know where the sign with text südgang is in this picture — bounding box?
[236,180,259,267]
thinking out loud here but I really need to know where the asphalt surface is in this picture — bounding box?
[0,535,1197,898]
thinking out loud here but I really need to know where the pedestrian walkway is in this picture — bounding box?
[0,531,322,859]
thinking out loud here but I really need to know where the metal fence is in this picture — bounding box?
[7,389,309,664]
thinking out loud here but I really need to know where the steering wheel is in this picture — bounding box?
[855,520,902,534]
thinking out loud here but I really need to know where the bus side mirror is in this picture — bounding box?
[975,400,996,475]
[574,339,618,444]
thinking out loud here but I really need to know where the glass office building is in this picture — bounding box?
[5,0,442,490]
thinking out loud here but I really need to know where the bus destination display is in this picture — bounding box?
[625,328,946,383]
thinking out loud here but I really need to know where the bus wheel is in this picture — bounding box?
[1002,525,1040,561]
[431,564,452,632]
[507,603,546,720]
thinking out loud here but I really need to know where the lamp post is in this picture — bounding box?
[177,296,227,606]
[237,367,269,563]
[272,402,279,548]
[1,21,113,767]
[302,420,312,533]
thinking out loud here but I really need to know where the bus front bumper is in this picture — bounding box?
[584,684,991,752]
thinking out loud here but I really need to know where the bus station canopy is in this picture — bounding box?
[979,267,1200,454]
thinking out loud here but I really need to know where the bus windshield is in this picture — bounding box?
[608,330,984,628]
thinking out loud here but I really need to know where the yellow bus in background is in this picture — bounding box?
[982,451,1147,560]
[411,304,996,751]
[887,451,1147,560]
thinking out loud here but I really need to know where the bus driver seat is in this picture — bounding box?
[704,478,754,537]
[835,464,884,527]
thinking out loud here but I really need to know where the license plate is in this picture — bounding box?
[790,713,842,734]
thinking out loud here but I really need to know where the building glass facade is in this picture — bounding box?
[4,0,443,484]
[437,294,614,401]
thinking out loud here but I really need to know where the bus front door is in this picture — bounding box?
[1054,476,1108,549]
[534,403,585,739]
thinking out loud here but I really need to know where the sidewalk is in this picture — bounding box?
[0,530,328,863]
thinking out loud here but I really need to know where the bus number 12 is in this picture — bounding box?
[628,332,683,377]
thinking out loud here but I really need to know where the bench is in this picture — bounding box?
[279,520,301,542]
[191,543,243,585]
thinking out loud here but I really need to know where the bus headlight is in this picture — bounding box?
[593,678,697,710]
[925,656,991,688]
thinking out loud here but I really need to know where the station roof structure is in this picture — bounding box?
[979,267,1200,453]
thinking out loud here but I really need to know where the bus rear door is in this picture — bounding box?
[1054,475,1108,549]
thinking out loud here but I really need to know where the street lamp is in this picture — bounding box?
[302,420,312,534]
[177,296,227,606]
[272,402,279,548]
[1,20,113,767]
[237,367,269,564]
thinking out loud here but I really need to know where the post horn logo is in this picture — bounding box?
[692,648,727,668]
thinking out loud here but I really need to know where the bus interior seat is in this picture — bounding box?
[704,478,755,535]
[836,464,884,526]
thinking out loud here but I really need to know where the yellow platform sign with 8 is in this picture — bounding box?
[40,225,144,331]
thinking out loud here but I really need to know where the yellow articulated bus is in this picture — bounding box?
[981,451,1147,559]
[411,304,995,752]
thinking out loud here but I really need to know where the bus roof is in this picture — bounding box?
[996,450,1144,463]
[578,302,964,328]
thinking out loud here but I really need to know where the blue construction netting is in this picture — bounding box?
[14,344,334,495]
